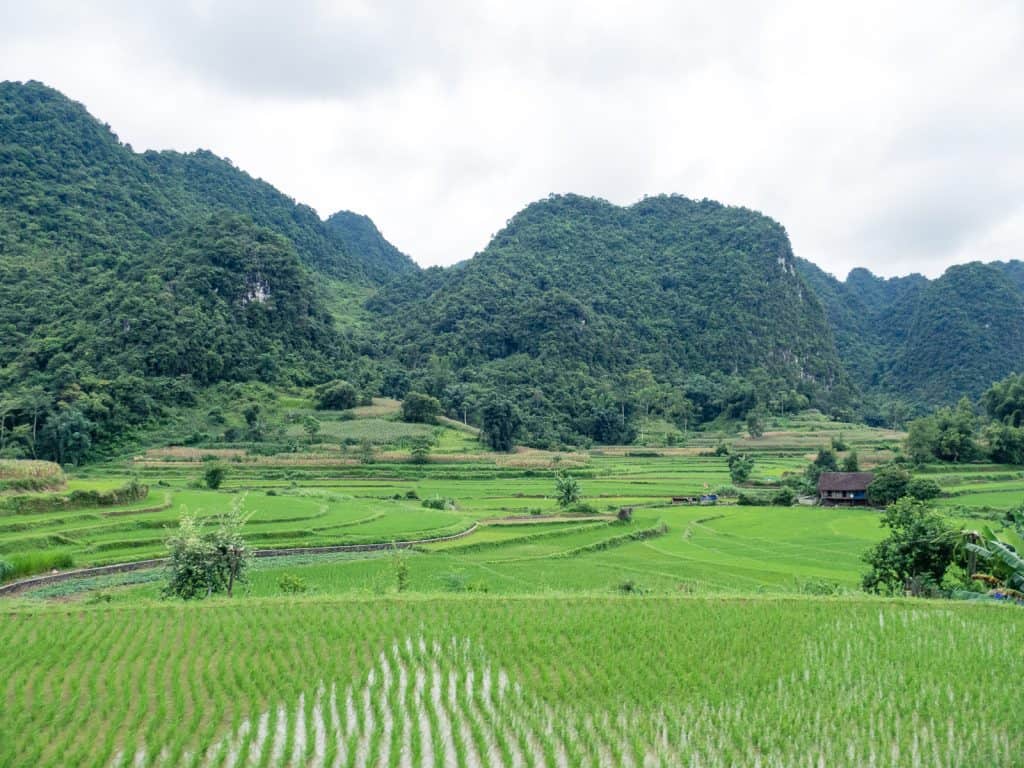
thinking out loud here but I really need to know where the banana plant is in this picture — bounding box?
[964,526,1024,599]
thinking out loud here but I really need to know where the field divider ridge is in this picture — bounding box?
[0,523,480,597]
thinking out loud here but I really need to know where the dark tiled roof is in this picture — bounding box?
[818,472,874,492]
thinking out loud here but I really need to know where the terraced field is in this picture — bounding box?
[1,598,1019,767]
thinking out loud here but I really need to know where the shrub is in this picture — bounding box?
[204,464,227,490]
[566,502,599,515]
[907,477,942,501]
[278,574,309,595]
[422,496,456,510]
[867,465,911,506]
[770,488,797,506]
[728,453,755,484]
[616,579,646,595]
[0,558,13,582]
[401,392,441,424]
[409,436,432,464]
[316,380,358,411]
[404,489,419,500]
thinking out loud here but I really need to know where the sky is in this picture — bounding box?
[2,1,1022,278]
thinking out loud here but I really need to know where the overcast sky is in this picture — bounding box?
[2,1,1022,278]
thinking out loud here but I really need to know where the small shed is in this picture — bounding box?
[817,472,874,506]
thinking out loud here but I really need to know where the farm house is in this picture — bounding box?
[817,472,874,506]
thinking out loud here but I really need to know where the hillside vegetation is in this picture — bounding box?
[373,194,854,445]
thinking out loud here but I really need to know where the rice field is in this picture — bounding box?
[4,411,1024,765]
[1,597,1019,767]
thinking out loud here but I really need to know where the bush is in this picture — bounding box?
[409,436,432,464]
[566,502,599,515]
[401,392,442,424]
[907,477,942,501]
[616,579,646,595]
[0,558,13,582]
[422,496,456,510]
[867,465,911,506]
[728,453,754,484]
[770,488,797,506]
[278,574,309,594]
[204,464,227,490]
[316,380,359,411]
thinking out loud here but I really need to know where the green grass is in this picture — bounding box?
[1,596,1019,767]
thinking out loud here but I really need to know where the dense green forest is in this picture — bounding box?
[798,259,1024,412]
[370,194,855,446]
[3,79,1024,462]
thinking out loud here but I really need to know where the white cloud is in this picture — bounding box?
[1,0,1021,277]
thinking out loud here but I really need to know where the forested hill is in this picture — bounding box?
[797,259,1024,408]
[371,194,854,446]
[0,80,391,461]
[325,211,417,282]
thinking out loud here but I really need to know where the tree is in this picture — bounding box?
[906,477,942,501]
[481,398,521,452]
[302,415,321,444]
[409,435,432,464]
[813,447,839,472]
[163,498,252,599]
[867,465,910,506]
[357,438,375,464]
[555,471,581,507]
[204,464,227,490]
[728,453,755,484]
[841,450,860,472]
[316,380,359,411]
[981,372,1024,427]
[40,405,93,465]
[984,421,1024,464]
[862,497,956,596]
[401,392,441,424]
[746,409,765,439]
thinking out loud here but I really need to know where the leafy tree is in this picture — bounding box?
[554,471,581,507]
[984,421,1024,464]
[906,477,942,501]
[805,447,839,485]
[481,398,521,452]
[746,410,766,439]
[867,465,911,506]
[357,438,375,464]
[401,392,441,424]
[39,406,93,466]
[981,372,1024,427]
[204,464,227,490]
[163,499,252,599]
[841,450,860,472]
[905,398,978,463]
[302,415,321,443]
[409,436,432,464]
[316,380,359,411]
[813,448,839,472]
[862,498,956,596]
[728,453,755,484]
